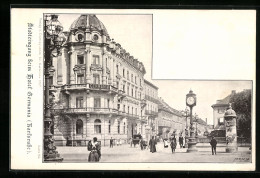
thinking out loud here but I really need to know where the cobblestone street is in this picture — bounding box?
[57,142,251,163]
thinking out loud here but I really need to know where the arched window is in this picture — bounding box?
[76,119,83,134]
[94,119,101,134]
[108,120,111,134]
[124,122,126,134]
[118,121,120,134]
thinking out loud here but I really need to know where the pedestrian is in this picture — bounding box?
[140,138,144,150]
[163,139,168,148]
[210,136,217,155]
[130,137,133,147]
[149,136,157,153]
[170,135,177,153]
[88,137,101,162]
[179,135,184,148]
[110,137,113,148]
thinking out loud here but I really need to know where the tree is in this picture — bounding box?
[229,90,251,138]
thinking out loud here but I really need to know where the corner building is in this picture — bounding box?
[50,14,147,146]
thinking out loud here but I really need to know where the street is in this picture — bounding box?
[57,142,251,163]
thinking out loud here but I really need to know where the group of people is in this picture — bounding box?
[109,137,122,148]
[86,135,218,162]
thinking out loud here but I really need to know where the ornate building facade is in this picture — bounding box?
[50,14,147,146]
[143,79,159,140]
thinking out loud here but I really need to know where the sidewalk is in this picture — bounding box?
[57,142,251,163]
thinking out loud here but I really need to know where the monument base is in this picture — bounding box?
[187,137,198,152]
[226,147,238,153]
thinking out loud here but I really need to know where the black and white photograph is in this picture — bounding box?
[43,13,253,163]
[11,9,255,170]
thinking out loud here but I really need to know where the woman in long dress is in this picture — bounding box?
[149,136,157,153]
[88,137,101,162]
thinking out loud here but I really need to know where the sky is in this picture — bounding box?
[55,13,253,125]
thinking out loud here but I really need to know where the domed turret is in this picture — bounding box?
[70,14,109,36]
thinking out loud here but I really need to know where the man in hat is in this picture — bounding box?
[210,136,217,155]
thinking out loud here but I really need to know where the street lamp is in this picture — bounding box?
[44,14,65,162]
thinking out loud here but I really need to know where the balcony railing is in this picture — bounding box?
[145,95,158,103]
[56,107,118,114]
[61,83,118,93]
[145,110,158,116]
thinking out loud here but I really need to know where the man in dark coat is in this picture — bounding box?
[110,137,113,148]
[210,136,217,155]
[179,135,184,148]
[149,136,157,153]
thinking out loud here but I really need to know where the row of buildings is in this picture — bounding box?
[48,14,209,146]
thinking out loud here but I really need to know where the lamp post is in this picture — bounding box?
[184,107,189,148]
[186,89,198,152]
[44,14,65,162]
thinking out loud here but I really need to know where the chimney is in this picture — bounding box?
[231,90,236,95]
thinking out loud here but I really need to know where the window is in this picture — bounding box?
[107,99,110,108]
[124,122,126,134]
[135,108,137,115]
[135,90,137,98]
[49,76,53,86]
[76,97,83,108]
[94,119,101,134]
[93,34,99,41]
[116,81,119,89]
[93,74,100,84]
[123,69,125,77]
[127,71,129,80]
[131,74,133,82]
[123,105,126,112]
[131,88,133,97]
[118,121,120,134]
[77,34,83,41]
[94,98,101,108]
[141,110,143,117]
[123,85,125,92]
[128,106,130,114]
[135,76,137,84]
[93,55,100,65]
[117,104,120,110]
[106,58,108,68]
[140,79,142,86]
[132,107,133,114]
[116,64,119,74]
[108,120,111,134]
[127,86,129,95]
[77,74,84,84]
[219,118,224,124]
[76,119,83,134]
[77,55,84,64]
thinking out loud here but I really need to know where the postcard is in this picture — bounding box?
[11,8,255,171]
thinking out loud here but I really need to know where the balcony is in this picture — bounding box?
[118,90,126,98]
[54,107,119,115]
[140,99,147,108]
[145,95,158,103]
[61,83,118,94]
[145,110,158,117]
[90,64,102,71]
